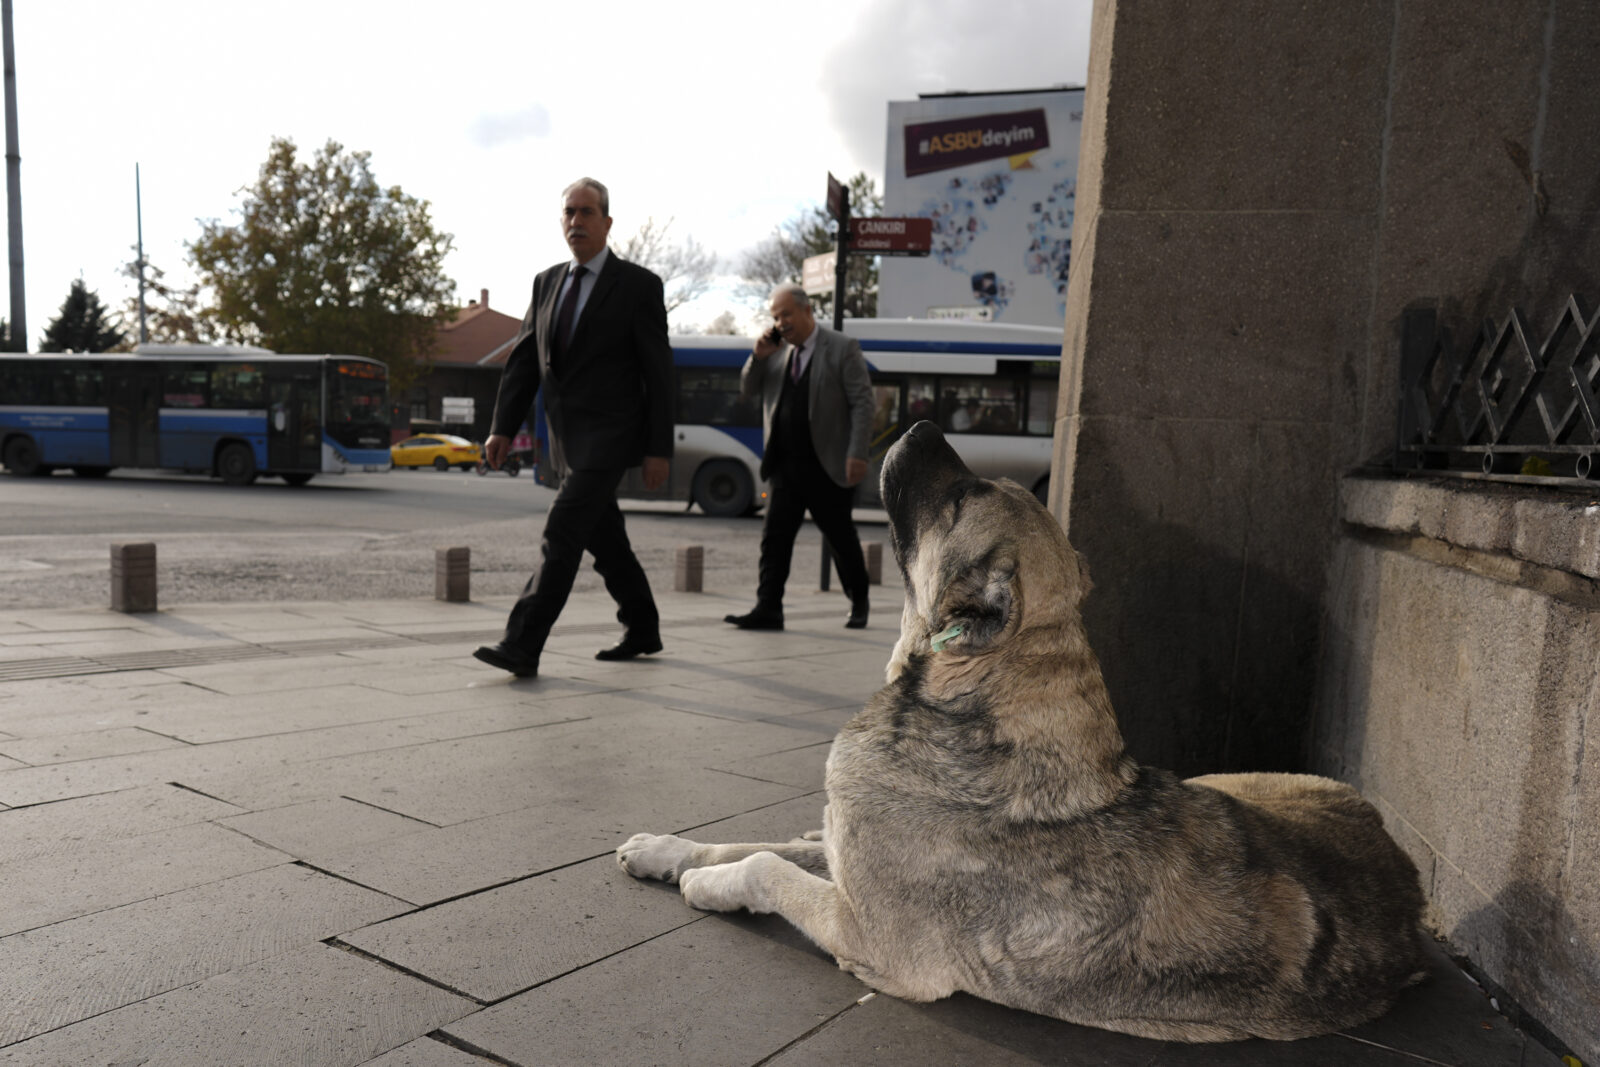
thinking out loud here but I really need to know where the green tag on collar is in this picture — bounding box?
[930,623,965,652]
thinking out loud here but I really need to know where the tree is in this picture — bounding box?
[612,216,716,314]
[187,138,456,392]
[738,172,882,319]
[40,278,127,352]
[118,252,205,346]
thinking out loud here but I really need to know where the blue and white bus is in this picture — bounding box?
[0,345,391,485]
[530,319,1063,514]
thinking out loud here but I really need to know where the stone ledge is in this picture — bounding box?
[1340,473,1600,580]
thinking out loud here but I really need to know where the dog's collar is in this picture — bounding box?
[930,623,965,652]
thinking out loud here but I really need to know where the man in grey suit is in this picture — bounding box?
[473,177,673,677]
[725,284,873,631]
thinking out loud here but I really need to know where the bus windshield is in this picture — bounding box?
[327,360,390,450]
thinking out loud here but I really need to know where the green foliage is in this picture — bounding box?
[738,171,881,319]
[40,278,127,352]
[119,252,205,345]
[187,138,456,392]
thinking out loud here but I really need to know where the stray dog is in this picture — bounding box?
[618,421,1426,1042]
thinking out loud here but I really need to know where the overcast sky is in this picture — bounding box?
[6,0,1090,342]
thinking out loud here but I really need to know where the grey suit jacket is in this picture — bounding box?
[740,325,873,488]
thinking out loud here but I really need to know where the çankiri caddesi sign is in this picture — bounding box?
[848,216,933,256]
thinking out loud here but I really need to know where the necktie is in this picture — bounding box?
[790,344,803,383]
[553,266,587,363]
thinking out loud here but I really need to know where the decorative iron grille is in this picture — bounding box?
[1396,296,1600,485]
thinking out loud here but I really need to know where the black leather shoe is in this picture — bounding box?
[472,642,539,677]
[724,607,784,630]
[595,634,663,661]
[846,595,869,629]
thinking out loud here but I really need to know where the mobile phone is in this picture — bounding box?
[765,326,783,345]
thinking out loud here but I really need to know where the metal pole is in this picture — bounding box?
[820,185,852,591]
[2,0,25,352]
[136,164,148,344]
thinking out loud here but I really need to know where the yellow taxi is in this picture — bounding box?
[390,434,484,471]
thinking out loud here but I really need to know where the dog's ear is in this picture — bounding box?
[932,552,1016,654]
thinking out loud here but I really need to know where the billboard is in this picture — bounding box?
[879,89,1084,327]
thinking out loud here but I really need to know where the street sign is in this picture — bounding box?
[801,251,837,295]
[848,216,933,256]
[827,172,849,222]
[441,397,475,422]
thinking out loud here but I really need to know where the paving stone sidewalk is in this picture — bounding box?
[0,589,1564,1066]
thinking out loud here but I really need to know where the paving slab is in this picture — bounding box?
[0,863,408,1045]
[0,782,240,865]
[0,701,589,807]
[344,855,699,1003]
[0,820,287,935]
[316,768,804,905]
[713,740,832,791]
[441,914,864,1067]
[0,941,477,1067]
[357,1038,489,1066]
[221,796,440,851]
[0,725,190,765]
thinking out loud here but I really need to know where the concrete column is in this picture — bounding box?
[435,546,470,602]
[674,545,704,592]
[110,542,157,613]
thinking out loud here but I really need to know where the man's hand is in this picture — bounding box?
[642,456,669,491]
[484,434,512,469]
[752,328,781,360]
[845,457,868,487]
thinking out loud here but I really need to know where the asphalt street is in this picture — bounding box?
[0,468,892,610]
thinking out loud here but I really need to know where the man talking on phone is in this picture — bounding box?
[473,177,673,677]
[724,284,873,631]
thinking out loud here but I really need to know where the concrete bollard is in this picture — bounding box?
[864,541,883,586]
[674,545,704,592]
[435,546,470,602]
[111,542,158,613]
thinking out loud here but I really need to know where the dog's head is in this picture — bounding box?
[881,421,1092,685]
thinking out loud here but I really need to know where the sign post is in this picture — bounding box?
[827,172,849,332]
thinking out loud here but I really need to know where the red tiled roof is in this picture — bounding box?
[433,291,522,367]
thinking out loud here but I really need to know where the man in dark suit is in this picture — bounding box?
[473,177,673,678]
[724,284,873,631]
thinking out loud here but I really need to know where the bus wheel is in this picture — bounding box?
[3,435,44,477]
[218,443,258,486]
[692,459,754,517]
[71,466,112,478]
[281,473,314,487]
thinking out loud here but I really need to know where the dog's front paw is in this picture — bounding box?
[616,832,699,883]
[680,852,780,914]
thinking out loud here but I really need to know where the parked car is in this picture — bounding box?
[391,434,484,471]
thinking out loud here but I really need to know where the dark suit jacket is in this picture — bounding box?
[489,252,674,472]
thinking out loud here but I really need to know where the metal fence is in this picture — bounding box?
[1397,296,1600,486]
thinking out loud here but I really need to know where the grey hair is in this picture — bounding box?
[770,283,810,310]
[562,177,610,217]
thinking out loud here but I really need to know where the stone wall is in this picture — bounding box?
[1055,0,1600,1053]
[1315,474,1599,1062]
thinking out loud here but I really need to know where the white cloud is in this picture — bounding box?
[468,105,553,149]
[2,0,1092,343]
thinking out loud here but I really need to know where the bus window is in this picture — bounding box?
[941,377,1021,435]
[905,377,937,425]
[163,366,209,408]
[211,363,265,408]
[57,363,106,406]
[870,382,902,454]
[677,368,758,427]
[1027,378,1059,435]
